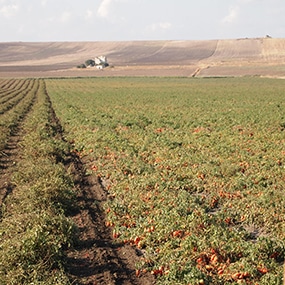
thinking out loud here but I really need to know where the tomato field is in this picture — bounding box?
[46,77,285,285]
[0,77,284,284]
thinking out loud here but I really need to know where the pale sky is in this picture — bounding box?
[0,0,284,42]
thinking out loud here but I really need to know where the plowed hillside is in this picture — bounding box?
[0,38,285,77]
[262,38,285,60]
[0,40,218,66]
[211,38,263,60]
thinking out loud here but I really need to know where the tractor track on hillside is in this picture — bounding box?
[43,84,155,285]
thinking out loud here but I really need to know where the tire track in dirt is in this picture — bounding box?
[43,84,155,285]
[191,67,201,77]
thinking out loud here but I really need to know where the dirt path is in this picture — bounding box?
[65,154,155,285]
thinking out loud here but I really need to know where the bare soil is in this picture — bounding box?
[66,155,155,285]
[1,38,285,78]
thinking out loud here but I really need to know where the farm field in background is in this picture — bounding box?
[47,77,285,285]
[1,39,285,78]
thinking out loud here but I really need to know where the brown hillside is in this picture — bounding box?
[0,38,285,77]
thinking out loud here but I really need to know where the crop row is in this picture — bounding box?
[47,77,285,285]
[0,79,38,152]
[0,79,77,284]
[0,78,20,94]
[0,79,30,108]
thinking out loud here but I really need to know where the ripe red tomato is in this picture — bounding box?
[112,231,120,238]
[258,267,268,274]
[134,236,141,245]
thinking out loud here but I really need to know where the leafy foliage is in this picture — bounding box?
[85,59,95,67]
